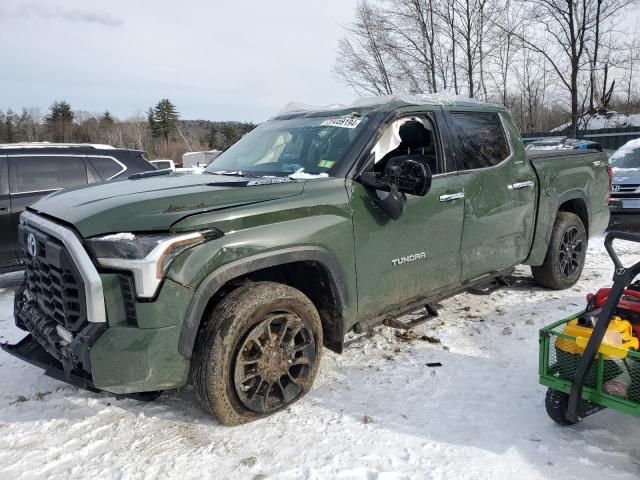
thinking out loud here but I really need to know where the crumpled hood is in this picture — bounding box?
[29,173,305,237]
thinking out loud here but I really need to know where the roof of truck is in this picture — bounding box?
[273,95,505,120]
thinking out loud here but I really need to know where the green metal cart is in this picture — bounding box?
[539,231,640,425]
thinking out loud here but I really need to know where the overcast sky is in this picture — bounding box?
[0,0,360,122]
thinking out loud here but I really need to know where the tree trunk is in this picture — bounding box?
[570,61,579,137]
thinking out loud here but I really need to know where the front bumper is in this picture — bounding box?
[4,211,197,395]
[608,198,640,231]
[6,276,193,395]
[1,335,99,393]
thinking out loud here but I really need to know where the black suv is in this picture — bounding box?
[0,143,155,272]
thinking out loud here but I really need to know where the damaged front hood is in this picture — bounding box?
[29,173,305,237]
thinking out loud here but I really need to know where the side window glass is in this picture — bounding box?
[449,112,510,170]
[88,156,124,180]
[10,156,87,193]
[372,116,441,175]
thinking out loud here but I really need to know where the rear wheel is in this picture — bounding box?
[192,282,323,425]
[545,388,578,426]
[532,212,587,290]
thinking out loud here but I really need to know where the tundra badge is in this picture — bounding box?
[392,252,426,266]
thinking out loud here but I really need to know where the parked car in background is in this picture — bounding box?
[150,159,176,171]
[0,143,155,272]
[525,137,603,152]
[608,138,640,231]
[182,150,220,168]
[150,158,204,174]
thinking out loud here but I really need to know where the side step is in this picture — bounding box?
[383,303,440,330]
[466,275,511,295]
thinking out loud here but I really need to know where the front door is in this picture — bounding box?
[444,109,537,282]
[350,111,465,322]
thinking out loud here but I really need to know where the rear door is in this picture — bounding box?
[0,156,14,268]
[8,155,89,258]
[444,109,537,282]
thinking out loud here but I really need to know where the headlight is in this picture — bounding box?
[86,229,222,298]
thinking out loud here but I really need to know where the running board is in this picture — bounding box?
[466,275,511,295]
[383,303,439,330]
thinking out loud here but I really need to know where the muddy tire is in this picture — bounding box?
[532,212,587,290]
[545,389,577,426]
[192,282,323,425]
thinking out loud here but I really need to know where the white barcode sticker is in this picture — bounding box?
[321,116,362,129]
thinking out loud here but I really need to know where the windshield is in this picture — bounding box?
[205,113,371,177]
[610,139,640,169]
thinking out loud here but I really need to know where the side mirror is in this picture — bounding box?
[358,157,432,220]
[359,157,432,197]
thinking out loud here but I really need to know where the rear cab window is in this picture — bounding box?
[448,112,511,170]
[87,156,125,180]
[9,156,88,193]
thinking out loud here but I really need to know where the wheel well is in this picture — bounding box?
[558,199,589,235]
[198,261,345,353]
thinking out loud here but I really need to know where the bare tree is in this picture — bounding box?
[383,0,440,93]
[510,0,635,135]
[334,1,395,95]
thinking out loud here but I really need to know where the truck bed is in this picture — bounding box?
[525,149,611,265]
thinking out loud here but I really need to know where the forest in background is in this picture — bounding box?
[335,0,640,135]
[0,99,256,164]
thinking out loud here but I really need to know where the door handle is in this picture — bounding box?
[439,192,465,202]
[509,181,534,190]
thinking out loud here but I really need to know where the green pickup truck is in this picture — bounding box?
[2,98,610,425]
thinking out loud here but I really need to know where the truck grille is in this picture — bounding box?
[612,184,640,198]
[20,224,88,332]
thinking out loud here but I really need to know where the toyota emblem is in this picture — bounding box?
[27,233,37,257]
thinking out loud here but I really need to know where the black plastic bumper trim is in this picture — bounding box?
[1,335,98,392]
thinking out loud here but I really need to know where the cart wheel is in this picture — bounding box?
[545,389,578,426]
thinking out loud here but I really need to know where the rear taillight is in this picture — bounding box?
[605,166,613,205]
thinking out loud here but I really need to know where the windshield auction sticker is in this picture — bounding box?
[321,116,362,129]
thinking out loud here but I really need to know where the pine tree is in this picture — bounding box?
[0,110,5,143]
[99,111,115,127]
[2,109,18,143]
[45,100,74,142]
[147,99,179,144]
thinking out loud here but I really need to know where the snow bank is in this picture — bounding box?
[552,111,640,132]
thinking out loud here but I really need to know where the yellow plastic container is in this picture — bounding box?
[556,316,639,359]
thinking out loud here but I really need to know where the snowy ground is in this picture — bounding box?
[1,237,640,480]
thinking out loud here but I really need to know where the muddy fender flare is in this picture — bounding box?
[178,246,348,359]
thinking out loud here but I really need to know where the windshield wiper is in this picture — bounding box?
[206,170,262,178]
[207,170,244,176]
[129,168,172,180]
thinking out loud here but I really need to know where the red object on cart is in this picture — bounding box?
[587,287,640,337]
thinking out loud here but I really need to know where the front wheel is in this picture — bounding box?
[532,212,587,290]
[192,282,323,425]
